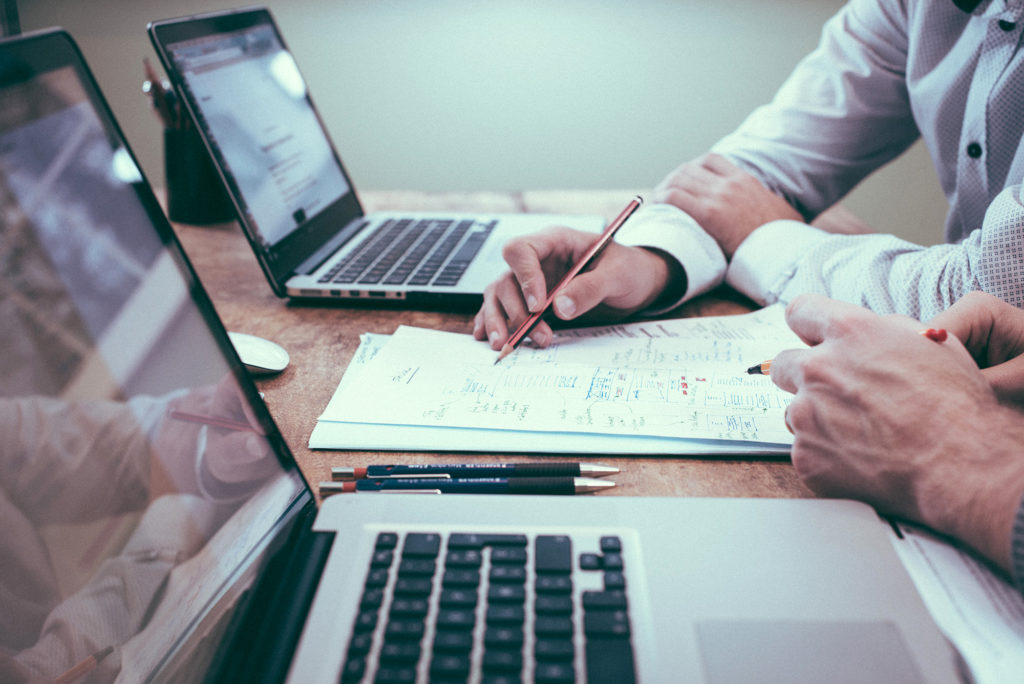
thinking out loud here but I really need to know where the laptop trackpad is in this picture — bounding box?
[696,620,925,683]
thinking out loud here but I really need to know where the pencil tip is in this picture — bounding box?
[745,364,761,375]
[494,344,513,364]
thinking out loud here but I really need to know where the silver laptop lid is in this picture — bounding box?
[0,29,307,682]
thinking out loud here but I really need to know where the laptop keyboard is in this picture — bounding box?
[340,531,637,683]
[318,218,496,288]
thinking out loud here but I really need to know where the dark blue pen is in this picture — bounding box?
[318,476,614,496]
[331,463,619,480]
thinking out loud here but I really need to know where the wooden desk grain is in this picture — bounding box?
[172,191,812,501]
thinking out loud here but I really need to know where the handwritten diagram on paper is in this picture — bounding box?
[320,306,801,445]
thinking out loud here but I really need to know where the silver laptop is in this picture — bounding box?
[0,29,959,683]
[147,7,603,308]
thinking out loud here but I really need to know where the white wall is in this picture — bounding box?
[22,0,948,245]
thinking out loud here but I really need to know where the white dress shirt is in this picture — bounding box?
[625,0,1024,320]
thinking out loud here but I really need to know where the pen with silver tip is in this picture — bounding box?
[331,462,619,480]
[319,476,614,496]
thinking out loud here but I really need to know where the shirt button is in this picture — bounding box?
[967,142,983,158]
[998,19,1016,31]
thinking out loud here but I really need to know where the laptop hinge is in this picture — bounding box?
[205,503,335,684]
[294,218,368,276]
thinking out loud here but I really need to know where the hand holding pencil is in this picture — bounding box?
[474,196,680,356]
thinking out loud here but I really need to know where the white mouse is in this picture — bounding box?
[228,331,290,376]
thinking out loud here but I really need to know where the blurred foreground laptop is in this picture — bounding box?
[147,6,603,308]
[0,29,961,683]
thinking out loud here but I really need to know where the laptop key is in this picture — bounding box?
[439,588,478,608]
[488,585,526,603]
[437,609,476,630]
[376,532,399,549]
[535,639,574,661]
[397,558,436,576]
[385,619,426,641]
[582,591,627,611]
[490,565,527,583]
[446,549,483,567]
[430,654,471,678]
[583,611,630,637]
[484,626,524,648]
[535,536,572,574]
[389,598,429,617]
[340,657,365,682]
[374,666,416,683]
[432,630,473,653]
[402,533,441,557]
[442,569,480,588]
[535,616,573,638]
[536,576,572,594]
[534,596,572,615]
[535,661,576,683]
[394,577,432,596]
[486,605,525,624]
[379,641,420,664]
[603,572,626,590]
[448,533,528,549]
[482,648,523,672]
[584,637,636,684]
[491,547,528,565]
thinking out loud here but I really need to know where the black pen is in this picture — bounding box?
[319,476,614,496]
[331,462,619,480]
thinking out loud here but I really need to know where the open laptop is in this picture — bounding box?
[147,6,603,308]
[0,29,962,684]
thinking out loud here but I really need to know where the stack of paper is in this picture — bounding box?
[310,305,801,455]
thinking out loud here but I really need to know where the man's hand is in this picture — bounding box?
[768,294,1024,573]
[654,153,802,258]
[473,226,682,350]
[928,291,1024,405]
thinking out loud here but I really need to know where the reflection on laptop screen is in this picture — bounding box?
[164,24,350,250]
[0,52,305,682]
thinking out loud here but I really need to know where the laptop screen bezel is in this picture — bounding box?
[0,25,319,679]
[148,6,367,296]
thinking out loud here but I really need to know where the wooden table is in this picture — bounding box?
[172,190,813,501]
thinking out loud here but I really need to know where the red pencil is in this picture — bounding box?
[495,196,644,364]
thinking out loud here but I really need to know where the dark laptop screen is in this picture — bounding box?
[162,21,350,251]
[0,31,306,683]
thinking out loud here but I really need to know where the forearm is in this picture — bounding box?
[917,407,1024,579]
[729,193,1024,320]
[712,0,918,220]
[0,396,159,523]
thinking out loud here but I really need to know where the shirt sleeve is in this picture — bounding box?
[1012,492,1024,595]
[711,0,919,221]
[615,203,727,315]
[726,184,1024,320]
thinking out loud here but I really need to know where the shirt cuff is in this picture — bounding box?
[616,203,727,314]
[726,219,830,305]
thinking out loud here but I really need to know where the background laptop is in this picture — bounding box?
[148,6,603,308]
[0,28,960,684]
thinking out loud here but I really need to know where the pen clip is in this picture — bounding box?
[375,473,452,480]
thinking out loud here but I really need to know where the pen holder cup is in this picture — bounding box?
[164,126,235,225]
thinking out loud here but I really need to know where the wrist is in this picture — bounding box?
[920,404,1024,572]
[638,248,687,312]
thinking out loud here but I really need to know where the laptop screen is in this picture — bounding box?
[162,22,350,250]
[0,31,307,682]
